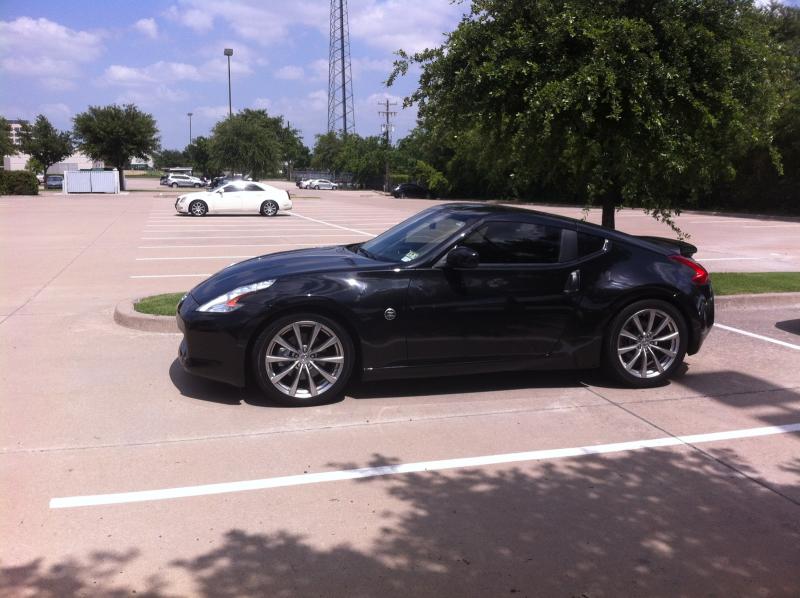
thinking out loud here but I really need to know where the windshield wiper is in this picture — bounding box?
[356,245,379,260]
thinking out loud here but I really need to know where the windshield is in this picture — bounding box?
[359,208,478,263]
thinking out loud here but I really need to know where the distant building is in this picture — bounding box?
[7,118,27,146]
[3,151,102,173]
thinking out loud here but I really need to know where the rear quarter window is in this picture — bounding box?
[577,232,606,257]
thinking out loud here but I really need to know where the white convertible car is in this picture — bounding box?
[175,181,292,216]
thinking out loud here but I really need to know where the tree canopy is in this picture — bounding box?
[210,109,286,179]
[389,0,791,229]
[19,115,73,184]
[0,117,16,158]
[73,104,160,190]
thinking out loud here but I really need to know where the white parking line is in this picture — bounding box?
[715,324,800,351]
[698,257,764,262]
[139,244,319,249]
[141,234,359,240]
[49,422,800,508]
[130,273,211,279]
[136,255,254,261]
[290,212,375,236]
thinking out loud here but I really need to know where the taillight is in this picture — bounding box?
[669,255,709,285]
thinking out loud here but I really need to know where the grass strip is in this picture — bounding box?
[134,292,185,316]
[710,272,800,296]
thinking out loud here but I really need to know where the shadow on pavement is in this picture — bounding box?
[775,319,800,336]
[3,445,799,596]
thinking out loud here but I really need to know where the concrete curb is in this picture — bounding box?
[715,292,800,310]
[114,299,180,333]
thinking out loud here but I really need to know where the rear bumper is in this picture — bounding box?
[687,285,714,355]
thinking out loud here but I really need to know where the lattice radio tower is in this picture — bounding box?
[327,0,355,135]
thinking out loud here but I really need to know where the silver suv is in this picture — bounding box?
[164,174,204,188]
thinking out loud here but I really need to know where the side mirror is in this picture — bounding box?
[217,189,224,194]
[445,246,479,269]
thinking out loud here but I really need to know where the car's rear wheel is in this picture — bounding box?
[194,183,201,188]
[170,183,178,188]
[189,200,207,217]
[253,314,354,406]
[260,200,278,216]
[314,185,320,190]
[604,300,687,388]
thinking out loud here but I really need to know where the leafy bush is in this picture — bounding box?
[0,170,39,195]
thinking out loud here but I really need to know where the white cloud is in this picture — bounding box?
[349,0,461,53]
[253,98,272,110]
[116,85,189,105]
[0,17,104,82]
[307,58,329,82]
[165,0,328,44]
[192,105,231,124]
[275,65,305,80]
[103,61,203,86]
[133,18,159,39]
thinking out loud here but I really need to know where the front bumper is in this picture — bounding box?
[176,293,251,387]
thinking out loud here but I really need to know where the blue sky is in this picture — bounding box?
[0,0,467,149]
[1,1,797,151]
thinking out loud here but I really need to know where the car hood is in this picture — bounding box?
[178,190,212,200]
[189,244,380,303]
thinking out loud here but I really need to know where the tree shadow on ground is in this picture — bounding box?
[775,319,800,336]
[4,444,799,596]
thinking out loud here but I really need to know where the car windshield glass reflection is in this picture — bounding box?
[359,209,476,263]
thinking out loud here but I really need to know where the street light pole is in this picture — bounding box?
[224,48,233,118]
[187,112,193,145]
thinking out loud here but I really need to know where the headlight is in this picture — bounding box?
[196,279,276,313]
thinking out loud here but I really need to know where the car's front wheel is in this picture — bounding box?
[194,183,201,188]
[604,300,687,388]
[170,183,178,188]
[253,314,354,406]
[260,200,278,216]
[189,200,207,217]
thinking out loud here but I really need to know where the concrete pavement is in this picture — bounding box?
[1,185,799,596]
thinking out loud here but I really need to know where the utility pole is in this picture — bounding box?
[378,99,397,192]
[187,112,193,146]
[224,48,233,118]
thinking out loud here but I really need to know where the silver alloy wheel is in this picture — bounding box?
[190,201,206,216]
[265,320,345,399]
[616,308,680,379]
[262,201,277,216]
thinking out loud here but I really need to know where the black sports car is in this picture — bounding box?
[177,204,714,406]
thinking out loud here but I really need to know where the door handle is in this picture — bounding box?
[564,270,580,294]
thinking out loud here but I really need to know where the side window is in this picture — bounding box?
[244,184,262,192]
[221,185,237,193]
[461,221,563,264]
[577,232,606,257]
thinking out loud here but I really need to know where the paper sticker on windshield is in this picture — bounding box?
[401,250,419,262]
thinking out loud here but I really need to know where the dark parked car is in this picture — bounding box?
[45,175,63,189]
[392,182,429,198]
[177,204,714,406]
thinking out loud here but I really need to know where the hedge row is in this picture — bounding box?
[0,170,39,195]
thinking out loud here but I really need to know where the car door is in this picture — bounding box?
[210,184,243,213]
[241,183,266,212]
[406,218,581,366]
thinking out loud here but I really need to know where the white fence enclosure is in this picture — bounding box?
[63,170,120,194]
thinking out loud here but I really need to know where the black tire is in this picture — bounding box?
[252,313,354,406]
[170,182,178,188]
[260,200,278,217]
[314,185,320,190]
[604,299,687,388]
[194,183,201,188]
[189,200,207,217]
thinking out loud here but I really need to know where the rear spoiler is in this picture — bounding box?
[636,236,698,258]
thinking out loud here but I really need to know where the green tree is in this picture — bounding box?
[153,149,188,170]
[311,132,342,172]
[210,109,282,179]
[185,136,217,178]
[390,0,790,229]
[0,117,16,158]
[19,115,73,187]
[73,104,160,190]
[25,156,44,175]
[278,124,311,179]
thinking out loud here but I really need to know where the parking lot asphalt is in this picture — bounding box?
[1,183,799,596]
